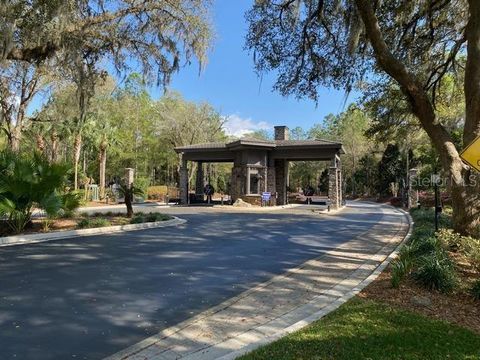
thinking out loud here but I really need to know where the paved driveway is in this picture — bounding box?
[0,202,385,359]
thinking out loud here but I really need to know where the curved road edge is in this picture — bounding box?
[0,216,187,248]
[104,203,412,360]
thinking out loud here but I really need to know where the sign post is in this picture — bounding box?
[460,136,480,172]
[431,173,441,232]
[261,192,271,207]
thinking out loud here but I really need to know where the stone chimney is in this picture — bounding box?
[274,126,289,141]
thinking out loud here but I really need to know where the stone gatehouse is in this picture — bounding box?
[175,126,344,208]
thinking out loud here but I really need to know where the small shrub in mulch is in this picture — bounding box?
[77,218,111,229]
[130,214,145,224]
[130,212,172,224]
[438,228,480,271]
[412,251,457,293]
[471,280,480,300]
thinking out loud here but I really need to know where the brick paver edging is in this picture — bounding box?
[216,207,413,360]
[104,204,411,360]
[0,217,186,248]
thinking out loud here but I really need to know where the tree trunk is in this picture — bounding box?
[355,0,480,235]
[99,139,107,199]
[73,133,82,190]
[50,131,58,163]
[125,190,134,218]
[35,134,45,153]
[8,128,21,152]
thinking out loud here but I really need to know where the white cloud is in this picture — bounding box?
[222,114,271,137]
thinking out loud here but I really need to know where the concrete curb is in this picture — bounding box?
[216,208,413,360]
[0,216,186,248]
[212,203,346,214]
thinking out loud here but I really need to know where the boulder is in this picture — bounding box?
[232,199,252,207]
[410,295,432,308]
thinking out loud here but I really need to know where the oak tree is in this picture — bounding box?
[246,0,479,235]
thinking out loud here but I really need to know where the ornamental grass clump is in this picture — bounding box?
[391,209,458,291]
[413,250,457,293]
[391,244,416,288]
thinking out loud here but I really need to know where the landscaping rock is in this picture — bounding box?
[411,295,432,308]
[232,199,252,207]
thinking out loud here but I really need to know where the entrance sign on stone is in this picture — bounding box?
[460,135,480,172]
[262,192,271,201]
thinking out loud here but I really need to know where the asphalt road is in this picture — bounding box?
[0,202,385,360]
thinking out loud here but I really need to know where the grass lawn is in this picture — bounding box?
[239,298,480,360]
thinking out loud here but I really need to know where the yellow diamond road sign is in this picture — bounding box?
[460,135,480,172]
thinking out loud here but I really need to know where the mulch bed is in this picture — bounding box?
[359,264,480,334]
[0,216,131,236]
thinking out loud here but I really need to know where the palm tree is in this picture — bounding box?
[117,182,144,218]
[0,152,70,233]
[96,123,121,199]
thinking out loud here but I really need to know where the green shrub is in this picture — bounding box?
[74,189,88,206]
[76,218,91,229]
[470,280,480,300]
[41,217,55,232]
[130,214,145,224]
[134,177,150,197]
[410,207,451,230]
[391,244,417,288]
[102,211,125,217]
[411,236,444,257]
[145,212,171,222]
[0,151,70,233]
[413,251,457,293]
[437,229,480,271]
[77,217,111,229]
[60,192,82,218]
[463,240,480,271]
[391,257,413,288]
[437,228,463,249]
[411,225,436,241]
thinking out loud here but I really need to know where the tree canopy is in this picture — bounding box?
[246,0,479,235]
[1,0,213,85]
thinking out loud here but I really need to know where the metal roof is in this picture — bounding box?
[175,138,343,152]
[175,142,227,151]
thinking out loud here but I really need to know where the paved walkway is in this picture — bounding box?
[105,203,409,360]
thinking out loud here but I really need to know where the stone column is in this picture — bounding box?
[267,159,276,196]
[195,161,204,201]
[179,156,188,205]
[328,157,340,210]
[408,168,419,209]
[275,159,288,205]
[125,168,134,187]
[230,165,246,203]
[337,157,343,206]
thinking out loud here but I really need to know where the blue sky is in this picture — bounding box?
[29,1,355,136]
[153,1,356,137]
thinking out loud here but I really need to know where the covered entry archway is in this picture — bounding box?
[175,126,345,209]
